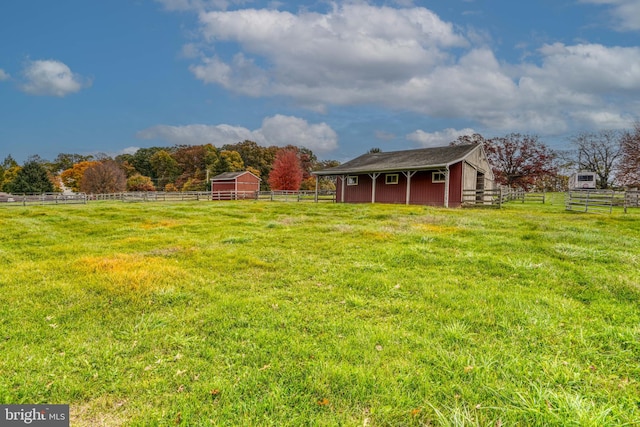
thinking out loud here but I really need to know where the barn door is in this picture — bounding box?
[476,172,485,201]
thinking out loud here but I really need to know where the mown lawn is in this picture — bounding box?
[0,198,639,426]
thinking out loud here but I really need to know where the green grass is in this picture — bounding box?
[0,199,639,426]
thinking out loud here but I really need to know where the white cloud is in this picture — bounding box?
[513,43,640,130]
[137,123,261,146]
[580,0,640,31]
[568,110,634,129]
[155,0,229,12]
[407,128,476,147]
[260,115,338,152]
[20,60,91,97]
[191,4,467,102]
[136,115,338,153]
[174,3,640,136]
[120,147,140,155]
[531,43,640,93]
[189,53,268,96]
[0,69,9,81]
[180,43,201,59]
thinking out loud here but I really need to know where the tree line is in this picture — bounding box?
[453,124,640,191]
[1,125,638,195]
[0,141,340,195]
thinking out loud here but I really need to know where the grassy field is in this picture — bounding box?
[0,198,639,426]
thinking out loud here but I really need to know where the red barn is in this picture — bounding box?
[211,171,260,199]
[313,144,494,207]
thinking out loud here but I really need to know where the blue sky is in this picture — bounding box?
[1,0,639,164]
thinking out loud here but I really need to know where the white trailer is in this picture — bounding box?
[569,171,597,189]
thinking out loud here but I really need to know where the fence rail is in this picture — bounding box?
[256,190,335,202]
[565,190,625,213]
[88,190,336,203]
[211,191,257,201]
[624,190,640,213]
[0,193,87,206]
[462,188,512,207]
[2,190,637,213]
[498,190,547,204]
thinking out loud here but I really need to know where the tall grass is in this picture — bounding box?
[0,200,638,426]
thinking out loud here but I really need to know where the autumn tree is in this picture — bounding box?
[181,178,206,191]
[268,149,303,190]
[51,153,94,172]
[570,130,622,189]
[61,161,100,192]
[487,134,558,190]
[451,133,558,190]
[0,155,20,191]
[297,147,317,180]
[114,154,138,177]
[616,123,640,187]
[80,160,127,194]
[246,166,261,179]
[270,145,319,190]
[212,150,244,175]
[315,159,340,191]
[127,174,156,191]
[5,160,54,194]
[150,150,181,189]
[2,155,18,169]
[130,147,165,179]
[299,177,316,191]
[172,144,217,188]
[223,140,277,189]
[452,133,488,146]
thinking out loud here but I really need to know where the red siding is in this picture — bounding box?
[236,176,260,192]
[376,173,408,204]
[337,162,465,207]
[338,175,374,203]
[408,171,444,205]
[448,162,463,207]
[211,172,260,193]
[212,180,235,192]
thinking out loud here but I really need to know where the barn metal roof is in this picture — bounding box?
[211,171,260,181]
[313,144,480,175]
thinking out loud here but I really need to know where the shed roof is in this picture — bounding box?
[313,144,480,176]
[211,171,260,181]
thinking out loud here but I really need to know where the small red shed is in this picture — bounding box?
[211,171,260,199]
[312,144,494,207]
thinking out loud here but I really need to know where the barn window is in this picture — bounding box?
[346,176,358,186]
[385,174,399,184]
[432,172,446,183]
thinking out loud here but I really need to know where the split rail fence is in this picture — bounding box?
[462,189,546,208]
[2,189,639,213]
[624,190,640,213]
[462,189,509,207]
[0,193,87,206]
[565,190,627,213]
[91,190,336,203]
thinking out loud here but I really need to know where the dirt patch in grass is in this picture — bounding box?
[71,397,128,427]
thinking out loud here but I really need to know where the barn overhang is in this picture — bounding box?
[311,144,492,207]
[313,164,455,207]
